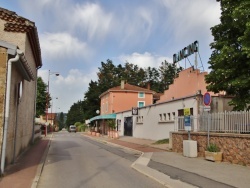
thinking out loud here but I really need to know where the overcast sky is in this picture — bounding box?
[1,0,221,113]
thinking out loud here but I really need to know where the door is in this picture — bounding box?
[124,116,133,136]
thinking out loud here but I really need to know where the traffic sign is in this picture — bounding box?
[184,108,191,116]
[203,106,211,111]
[184,116,191,131]
[203,92,211,106]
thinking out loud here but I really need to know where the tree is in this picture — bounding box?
[66,100,85,126]
[36,77,47,117]
[159,60,183,92]
[58,112,65,130]
[84,80,101,119]
[70,59,184,121]
[205,0,250,110]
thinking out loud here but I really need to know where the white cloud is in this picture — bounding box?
[68,3,113,41]
[160,0,221,41]
[38,68,97,113]
[118,52,172,68]
[40,32,92,61]
[115,7,155,48]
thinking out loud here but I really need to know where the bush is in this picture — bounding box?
[206,143,220,152]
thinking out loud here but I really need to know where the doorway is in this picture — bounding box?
[124,116,133,136]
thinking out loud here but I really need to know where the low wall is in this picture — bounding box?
[34,124,41,141]
[171,132,250,166]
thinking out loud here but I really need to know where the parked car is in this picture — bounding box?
[69,125,76,133]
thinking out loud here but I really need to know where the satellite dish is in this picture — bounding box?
[96,110,100,114]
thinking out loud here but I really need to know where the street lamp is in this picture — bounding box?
[45,70,59,136]
[51,97,58,133]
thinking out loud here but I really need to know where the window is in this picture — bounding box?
[138,92,145,98]
[136,116,144,123]
[167,113,171,120]
[163,113,166,121]
[138,101,145,107]
[172,112,176,120]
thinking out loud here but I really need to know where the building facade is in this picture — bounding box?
[115,67,233,140]
[0,7,42,171]
[99,80,155,115]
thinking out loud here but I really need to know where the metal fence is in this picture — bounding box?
[175,111,250,133]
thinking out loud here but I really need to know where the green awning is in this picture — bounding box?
[89,113,116,122]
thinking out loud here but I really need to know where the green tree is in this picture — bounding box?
[58,112,65,130]
[74,59,184,121]
[159,60,183,92]
[205,0,250,110]
[97,60,119,92]
[84,81,101,119]
[36,77,48,117]
[66,100,85,126]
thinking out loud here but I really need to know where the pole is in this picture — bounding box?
[207,113,210,147]
[51,98,53,133]
[45,70,50,137]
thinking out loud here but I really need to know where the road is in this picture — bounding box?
[37,131,165,188]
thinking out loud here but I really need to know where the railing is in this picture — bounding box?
[175,111,250,133]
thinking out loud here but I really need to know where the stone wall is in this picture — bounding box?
[0,47,7,156]
[171,132,250,166]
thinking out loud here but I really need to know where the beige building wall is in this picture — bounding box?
[0,20,37,164]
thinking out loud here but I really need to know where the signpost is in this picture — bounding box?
[203,92,211,106]
[184,108,191,139]
[203,92,211,146]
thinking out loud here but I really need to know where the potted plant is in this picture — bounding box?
[107,120,118,138]
[205,143,223,162]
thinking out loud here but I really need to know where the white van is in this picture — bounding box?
[69,125,76,133]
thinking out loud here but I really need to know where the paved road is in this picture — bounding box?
[37,132,165,188]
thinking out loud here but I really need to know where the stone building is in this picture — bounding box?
[0,7,42,173]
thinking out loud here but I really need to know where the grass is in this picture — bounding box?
[206,143,220,152]
[153,139,169,145]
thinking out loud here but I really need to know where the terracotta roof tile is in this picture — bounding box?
[0,7,42,68]
[100,83,156,98]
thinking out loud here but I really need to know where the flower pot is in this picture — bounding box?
[205,151,223,162]
[113,131,119,139]
[96,132,100,137]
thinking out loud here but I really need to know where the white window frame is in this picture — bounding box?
[138,92,145,98]
[138,101,145,108]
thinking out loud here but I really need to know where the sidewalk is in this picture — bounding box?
[0,132,249,188]
[0,134,51,188]
[84,133,250,188]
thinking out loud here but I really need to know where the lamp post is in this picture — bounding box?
[51,97,58,133]
[45,70,59,137]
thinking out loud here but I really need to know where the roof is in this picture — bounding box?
[100,83,156,98]
[0,7,42,68]
[0,40,34,81]
[89,113,116,122]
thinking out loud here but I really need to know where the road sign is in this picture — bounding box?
[203,92,211,106]
[203,106,211,111]
[184,108,190,116]
[184,116,191,131]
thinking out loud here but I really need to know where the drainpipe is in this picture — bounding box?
[1,50,23,175]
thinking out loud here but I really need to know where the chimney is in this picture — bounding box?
[121,80,125,89]
[147,82,150,90]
